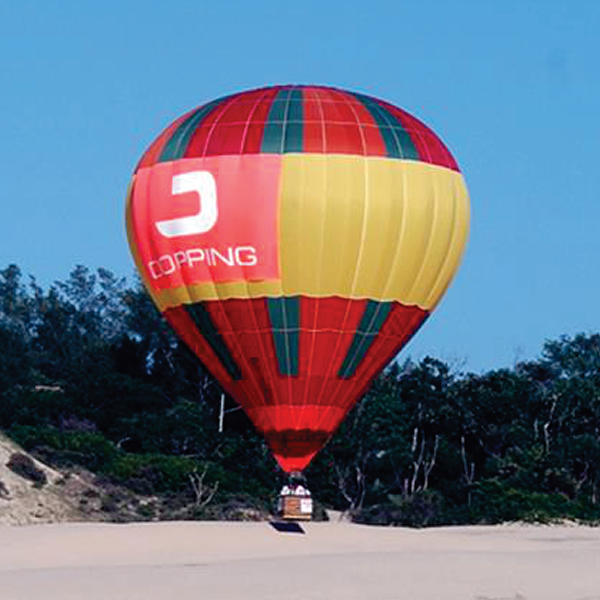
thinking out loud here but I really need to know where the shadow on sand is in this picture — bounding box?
[269,521,306,534]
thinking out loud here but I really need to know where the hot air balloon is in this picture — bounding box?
[126,85,469,482]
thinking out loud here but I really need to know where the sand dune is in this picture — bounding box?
[1,521,599,600]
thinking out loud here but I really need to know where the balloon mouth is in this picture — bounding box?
[265,429,330,473]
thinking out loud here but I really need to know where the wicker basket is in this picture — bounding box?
[278,492,313,521]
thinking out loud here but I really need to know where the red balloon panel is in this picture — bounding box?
[164,297,428,471]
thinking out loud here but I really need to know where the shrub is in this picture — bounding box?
[311,500,330,522]
[51,431,119,471]
[7,452,48,487]
[9,425,62,451]
[190,493,270,521]
[9,426,119,471]
[100,495,119,514]
[354,490,446,527]
[471,478,575,523]
[105,453,199,495]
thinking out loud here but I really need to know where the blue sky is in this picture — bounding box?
[1,1,598,373]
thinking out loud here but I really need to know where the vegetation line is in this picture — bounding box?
[1,264,599,526]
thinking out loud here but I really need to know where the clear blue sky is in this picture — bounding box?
[1,1,598,373]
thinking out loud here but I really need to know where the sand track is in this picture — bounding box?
[1,521,599,600]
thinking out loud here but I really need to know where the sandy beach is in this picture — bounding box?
[1,521,599,600]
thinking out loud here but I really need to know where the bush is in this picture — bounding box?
[8,425,62,451]
[105,453,199,495]
[354,490,446,527]
[311,499,330,522]
[0,388,70,430]
[9,425,120,471]
[190,493,270,521]
[470,478,579,523]
[7,452,48,487]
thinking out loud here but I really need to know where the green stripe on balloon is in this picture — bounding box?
[158,97,228,162]
[352,93,419,160]
[185,303,242,380]
[261,88,304,153]
[267,297,300,376]
[283,88,303,152]
[338,301,393,379]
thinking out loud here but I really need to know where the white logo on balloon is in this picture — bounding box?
[155,171,218,238]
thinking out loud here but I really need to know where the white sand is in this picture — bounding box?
[0,434,85,525]
[1,521,599,600]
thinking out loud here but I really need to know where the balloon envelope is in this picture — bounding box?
[126,85,470,472]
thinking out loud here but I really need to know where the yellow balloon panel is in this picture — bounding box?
[278,155,469,307]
